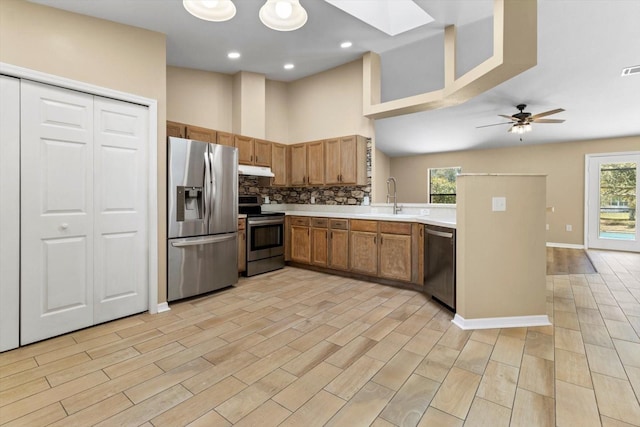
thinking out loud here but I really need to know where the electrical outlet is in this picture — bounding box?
[546,224,549,231]
[566,224,572,232]
[492,196,506,212]
[310,196,315,204]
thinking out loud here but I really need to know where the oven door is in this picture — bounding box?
[247,217,284,261]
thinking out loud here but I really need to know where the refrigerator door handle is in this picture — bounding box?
[171,234,236,247]
[209,150,216,218]
[203,149,211,224]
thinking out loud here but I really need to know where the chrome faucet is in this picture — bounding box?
[386,177,401,214]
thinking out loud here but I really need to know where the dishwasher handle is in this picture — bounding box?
[425,228,454,239]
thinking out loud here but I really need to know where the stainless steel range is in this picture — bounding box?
[239,196,285,276]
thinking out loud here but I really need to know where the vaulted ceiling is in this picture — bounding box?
[30,0,640,156]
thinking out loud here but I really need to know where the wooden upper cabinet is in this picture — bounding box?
[186,125,216,143]
[217,131,234,147]
[254,139,272,167]
[307,140,324,185]
[271,143,287,186]
[290,144,307,186]
[167,121,185,138]
[325,138,341,185]
[325,135,367,185]
[235,135,254,165]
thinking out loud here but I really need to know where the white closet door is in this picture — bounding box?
[0,75,21,352]
[21,81,94,345]
[93,97,148,323]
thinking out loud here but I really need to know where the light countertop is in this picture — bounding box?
[269,210,456,229]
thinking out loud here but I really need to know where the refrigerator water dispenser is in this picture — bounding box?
[176,186,203,221]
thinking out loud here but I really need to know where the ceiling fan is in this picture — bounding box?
[477,104,566,136]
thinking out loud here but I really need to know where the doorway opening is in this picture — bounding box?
[585,152,639,252]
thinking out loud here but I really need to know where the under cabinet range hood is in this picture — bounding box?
[238,164,275,177]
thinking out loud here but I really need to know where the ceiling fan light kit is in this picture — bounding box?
[183,0,308,31]
[182,0,236,22]
[478,104,566,138]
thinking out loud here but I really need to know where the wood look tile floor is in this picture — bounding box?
[1,250,639,426]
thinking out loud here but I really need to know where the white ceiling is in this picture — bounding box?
[30,0,640,157]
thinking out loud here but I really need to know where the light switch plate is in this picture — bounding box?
[492,196,506,212]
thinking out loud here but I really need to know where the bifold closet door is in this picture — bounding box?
[0,75,20,352]
[21,81,95,345]
[93,97,148,323]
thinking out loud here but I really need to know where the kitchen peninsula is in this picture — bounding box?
[264,173,549,331]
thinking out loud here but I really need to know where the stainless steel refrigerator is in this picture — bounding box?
[167,137,238,301]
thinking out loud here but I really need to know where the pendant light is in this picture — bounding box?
[259,0,308,31]
[183,0,236,22]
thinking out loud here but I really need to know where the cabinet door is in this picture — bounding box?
[350,231,377,275]
[307,141,324,185]
[290,144,307,185]
[329,229,349,271]
[325,138,341,185]
[271,143,287,186]
[254,139,272,167]
[235,135,254,165]
[291,225,311,263]
[311,227,328,266]
[186,125,216,143]
[339,136,357,184]
[379,233,412,282]
[217,131,234,147]
[167,121,185,138]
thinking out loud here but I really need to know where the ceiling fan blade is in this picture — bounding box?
[532,118,565,124]
[476,122,512,128]
[498,114,518,121]
[530,108,565,119]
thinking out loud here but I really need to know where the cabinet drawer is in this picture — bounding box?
[379,221,412,235]
[311,218,328,228]
[290,216,311,226]
[329,219,349,230]
[350,219,378,232]
[238,218,246,230]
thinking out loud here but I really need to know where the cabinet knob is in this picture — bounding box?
[60,223,69,230]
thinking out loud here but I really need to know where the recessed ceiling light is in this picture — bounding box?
[284,63,295,70]
[227,51,241,59]
[340,41,353,49]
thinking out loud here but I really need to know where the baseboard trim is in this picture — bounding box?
[452,314,551,330]
[546,242,585,249]
[156,302,171,313]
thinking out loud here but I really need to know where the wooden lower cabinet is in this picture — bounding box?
[328,218,349,271]
[238,218,246,273]
[290,217,311,264]
[378,221,413,282]
[287,216,421,287]
[349,231,378,275]
[379,233,412,281]
[311,227,328,266]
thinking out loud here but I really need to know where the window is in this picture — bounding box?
[428,167,461,204]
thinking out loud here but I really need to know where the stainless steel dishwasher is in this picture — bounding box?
[424,225,456,311]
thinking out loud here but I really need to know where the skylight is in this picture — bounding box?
[324,0,434,36]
